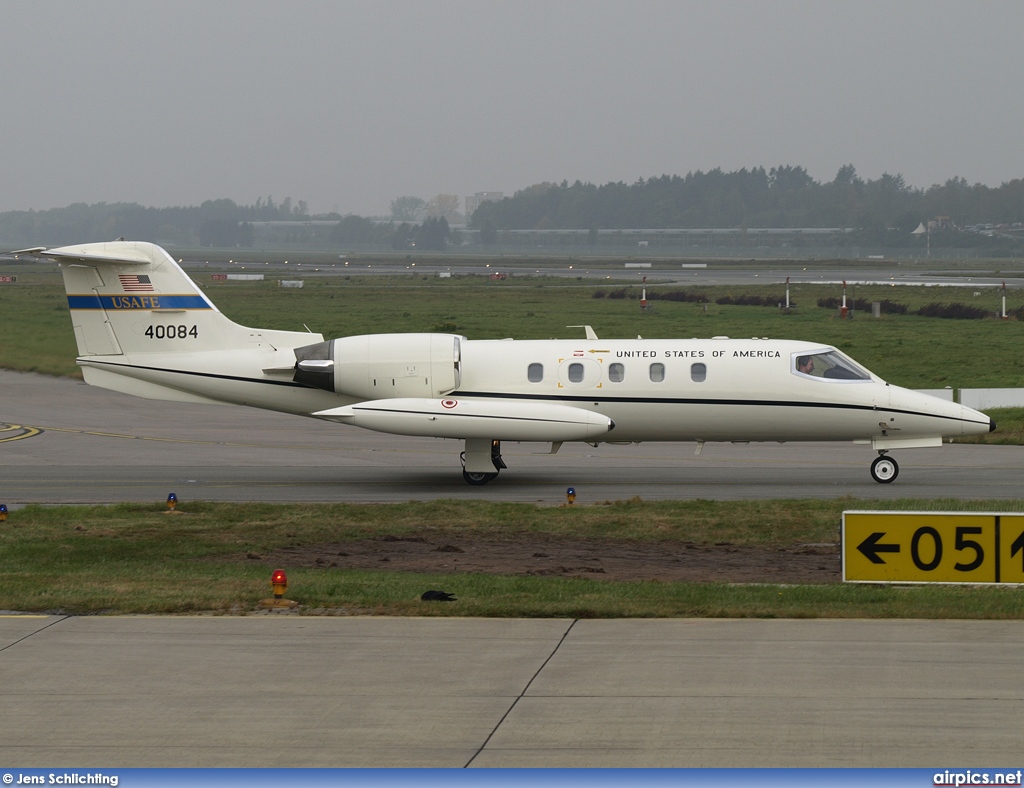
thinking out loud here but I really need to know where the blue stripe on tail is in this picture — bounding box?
[67,295,212,310]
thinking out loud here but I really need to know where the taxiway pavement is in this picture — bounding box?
[2,370,1022,504]
[2,615,1022,767]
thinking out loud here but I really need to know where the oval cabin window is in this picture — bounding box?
[527,363,544,382]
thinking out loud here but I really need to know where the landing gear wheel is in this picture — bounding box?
[462,469,498,486]
[870,455,899,484]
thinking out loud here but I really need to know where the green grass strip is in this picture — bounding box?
[3,500,1023,618]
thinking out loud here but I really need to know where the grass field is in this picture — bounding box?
[2,264,1024,390]
[3,499,1024,618]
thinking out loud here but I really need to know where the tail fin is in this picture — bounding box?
[46,241,313,356]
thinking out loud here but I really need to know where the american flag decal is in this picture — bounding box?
[119,274,154,292]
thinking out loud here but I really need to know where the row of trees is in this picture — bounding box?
[468,167,1024,242]
[0,196,464,250]
[331,215,453,251]
[4,165,1024,250]
[390,194,461,223]
[0,197,325,248]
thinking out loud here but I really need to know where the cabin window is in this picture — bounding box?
[794,350,870,381]
[649,363,665,382]
[527,363,544,382]
[691,363,706,382]
[608,362,624,382]
[568,362,585,383]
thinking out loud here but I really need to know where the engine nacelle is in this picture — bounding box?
[294,333,461,399]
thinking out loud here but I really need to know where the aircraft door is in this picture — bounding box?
[556,357,603,389]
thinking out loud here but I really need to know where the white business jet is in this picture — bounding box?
[21,241,993,484]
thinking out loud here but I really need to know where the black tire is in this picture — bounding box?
[462,469,498,486]
[870,455,899,484]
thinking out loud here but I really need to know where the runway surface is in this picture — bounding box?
[185,258,1024,290]
[2,370,1021,504]
[2,615,1022,767]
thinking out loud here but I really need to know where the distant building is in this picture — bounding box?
[464,192,504,218]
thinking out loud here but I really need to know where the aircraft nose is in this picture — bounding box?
[990,419,997,433]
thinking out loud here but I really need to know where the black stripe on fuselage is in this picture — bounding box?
[451,389,987,427]
[80,359,312,389]
[78,361,987,427]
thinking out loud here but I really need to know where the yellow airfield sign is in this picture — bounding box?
[843,511,1024,584]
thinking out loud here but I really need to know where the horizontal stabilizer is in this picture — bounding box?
[314,398,614,442]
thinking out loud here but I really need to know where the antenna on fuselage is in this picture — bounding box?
[567,325,599,340]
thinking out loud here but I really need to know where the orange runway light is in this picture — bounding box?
[271,569,288,599]
[260,568,298,609]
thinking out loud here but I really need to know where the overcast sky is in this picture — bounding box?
[2,0,1023,217]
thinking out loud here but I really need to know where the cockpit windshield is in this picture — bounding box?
[793,350,871,381]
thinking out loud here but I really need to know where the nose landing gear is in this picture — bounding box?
[870,453,899,484]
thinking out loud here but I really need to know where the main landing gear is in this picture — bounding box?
[462,469,498,485]
[870,452,899,484]
[460,439,506,485]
